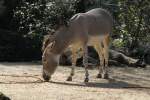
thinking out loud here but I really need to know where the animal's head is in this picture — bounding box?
[42,41,60,81]
[42,26,69,81]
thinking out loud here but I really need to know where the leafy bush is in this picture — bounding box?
[0,0,149,61]
[4,0,77,61]
[112,39,126,48]
[114,0,150,48]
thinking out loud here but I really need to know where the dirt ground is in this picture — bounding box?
[0,62,150,100]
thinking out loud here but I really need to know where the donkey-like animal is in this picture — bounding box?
[42,8,113,82]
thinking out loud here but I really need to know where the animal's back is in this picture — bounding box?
[86,8,113,36]
[69,8,112,45]
[70,8,112,37]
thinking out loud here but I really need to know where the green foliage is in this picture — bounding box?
[13,0,46,35]
[43,0,76,30]
[112,39,126,48]
[114,0,150,47]
[0,0,150,61]
[2,0,77,61]
[13,0,76,35]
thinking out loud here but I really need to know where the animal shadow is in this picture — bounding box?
[50,78,145,89]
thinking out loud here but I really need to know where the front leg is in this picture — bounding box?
[83,44,89,82]
[66,47,77,81]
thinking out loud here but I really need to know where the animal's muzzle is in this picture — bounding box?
[42,71,50,82]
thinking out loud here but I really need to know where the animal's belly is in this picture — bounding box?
[88,35,104,46]
[69,35,104,49]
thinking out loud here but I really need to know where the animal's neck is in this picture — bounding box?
[50,29,71,55]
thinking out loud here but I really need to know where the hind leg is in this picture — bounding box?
[103,34,110,79]
[94,42,104,78]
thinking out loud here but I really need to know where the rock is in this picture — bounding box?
[144,49,150,64]
[0,92,11,100]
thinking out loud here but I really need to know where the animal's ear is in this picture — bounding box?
[65,21,70,27]
[58,16,70,27]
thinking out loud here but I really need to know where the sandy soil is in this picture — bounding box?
[0,62,150,100]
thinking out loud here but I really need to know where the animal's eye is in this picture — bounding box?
[49,41,55,50]
[51,43,54,48]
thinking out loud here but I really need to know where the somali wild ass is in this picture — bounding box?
[42,8,113,82]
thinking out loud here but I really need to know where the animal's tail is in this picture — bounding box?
[105,34,110,46]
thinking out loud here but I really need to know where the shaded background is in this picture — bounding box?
[0,0,150,63]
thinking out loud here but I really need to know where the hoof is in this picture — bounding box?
[43,73,50,82]
[103,73,109,79]
[96,73,102,78]
[84,78,89,83]
[66,76,72,81]
[43,76,50,82]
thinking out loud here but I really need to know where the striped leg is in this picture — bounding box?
[94,42,104,78]
[66,48,77,81]
[83,44,89,82]
[103,34,110,79]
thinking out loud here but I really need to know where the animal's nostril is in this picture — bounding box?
[42,72,50,82]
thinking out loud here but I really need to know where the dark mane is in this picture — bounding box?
[42,31,56,52]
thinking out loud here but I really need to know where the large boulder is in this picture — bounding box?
[58,48,146,67]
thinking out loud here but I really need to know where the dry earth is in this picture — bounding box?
[0,62,150,100]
